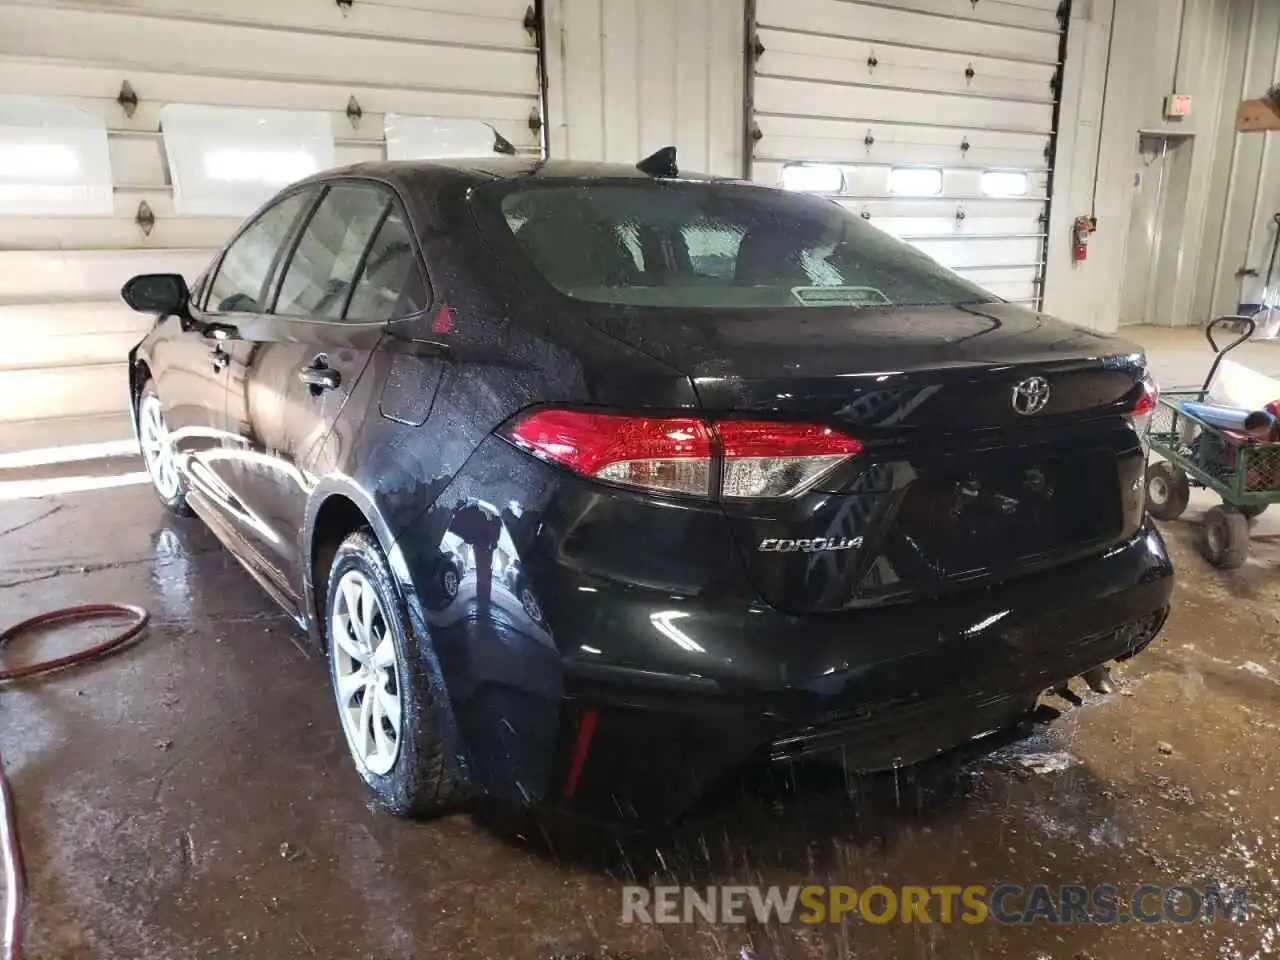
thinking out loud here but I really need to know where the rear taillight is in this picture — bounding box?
[716,420,861,498]
[1128,373,1159,433]
[505,410,862,500]
[507,410,713,496]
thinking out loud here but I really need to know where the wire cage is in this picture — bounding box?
[1148,390,1280,501]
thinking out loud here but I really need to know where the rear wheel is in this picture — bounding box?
[1145,461,1190,521]
[137,382,192,516]
[325,531,467,817]
[1202,505,1250,569]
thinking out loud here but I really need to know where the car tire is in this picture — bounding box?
[1145,461,1190,521]
[325,530,467,817]
[136,380,193,516]
[1201,505,1250,569]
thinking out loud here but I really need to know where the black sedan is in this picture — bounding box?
[123,155,1173,822]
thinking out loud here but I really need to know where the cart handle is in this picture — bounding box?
[1203,315,1257,392]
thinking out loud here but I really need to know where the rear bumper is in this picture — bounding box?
[438,520,1172,822]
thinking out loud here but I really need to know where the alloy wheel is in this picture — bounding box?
[139,394,181,500]
[330,570,402,775]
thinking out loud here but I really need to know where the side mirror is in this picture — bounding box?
[121,273,190,316]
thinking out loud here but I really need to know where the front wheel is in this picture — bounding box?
[1201,505,1250,569]
[1145,461,1190,521]
[325,531,467,817]
[137,381,192,516]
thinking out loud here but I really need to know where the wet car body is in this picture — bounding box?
[126,158,1174,822]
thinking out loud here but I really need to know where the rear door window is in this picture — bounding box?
[344,204,430,322]
[274,183,390,319]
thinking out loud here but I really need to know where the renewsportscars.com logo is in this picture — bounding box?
[621,884,1249,926]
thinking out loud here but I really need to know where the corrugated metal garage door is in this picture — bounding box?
[748,0,1066,309]
[0,0,541,427]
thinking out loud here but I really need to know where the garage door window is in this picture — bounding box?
[780,164,844,194]
[887,168,943,197]
[160,104,335,216]
[384,115,498,160]
[207,190,314,314]
[981,171,1029,198]
[0,96,112,215]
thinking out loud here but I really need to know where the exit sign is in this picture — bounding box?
[1165,94,1193,118]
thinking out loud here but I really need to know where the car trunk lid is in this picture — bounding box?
[587,301,1150,613]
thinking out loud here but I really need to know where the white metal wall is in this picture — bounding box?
[0,0,540,425]
[1044,0,1256,333]
[748,0,1066,307]
[542,0,744,177]
[1198,0,1280,323]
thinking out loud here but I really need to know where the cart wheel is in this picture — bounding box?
[1237,503,1268,521]
[1145,462,1190,521]
[1202,505,1250,569]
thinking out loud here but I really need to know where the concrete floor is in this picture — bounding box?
[0,487,1277,959]
[1,326,1279,959]
[1124,324,1280,389]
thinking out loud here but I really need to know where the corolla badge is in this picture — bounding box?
[758,536,863,553]
[1011,376,1051,415]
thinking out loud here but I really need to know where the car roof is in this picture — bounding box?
[311,156,738,188]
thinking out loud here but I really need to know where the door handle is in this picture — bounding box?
[210,347,230,371]
[298,357,341,392]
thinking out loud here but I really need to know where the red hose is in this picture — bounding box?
[0,604,150,960]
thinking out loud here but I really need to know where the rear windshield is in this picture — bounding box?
[473,181,995,310]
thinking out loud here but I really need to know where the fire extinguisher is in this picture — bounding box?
[1072,215,1097,263]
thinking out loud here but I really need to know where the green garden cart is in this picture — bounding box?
[1144,316,1280,568]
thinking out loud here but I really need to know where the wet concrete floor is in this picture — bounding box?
[0,484,1279,959]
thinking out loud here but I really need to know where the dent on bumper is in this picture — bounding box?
[556,522,1173,693]
[446,523,1173,821]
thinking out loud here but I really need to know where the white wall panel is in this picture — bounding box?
[756,0,1062,64]
[543,0,744,177]
[1043,0,1250,333]
[1197,0,1280,324]
[0,250,214,303]
[2,366,133,421]
[752,124,1051,170]
[0,6,536,99]
[0,0,540,425]
[1,304,147,371]
[23,0,536,45]
[750,0,1066,307]
[909,237,1045,270]
[753,79,1055,134]
[756,28,1057,101]
[0,62,539,129]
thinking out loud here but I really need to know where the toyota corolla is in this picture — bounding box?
[122,154,1173,822]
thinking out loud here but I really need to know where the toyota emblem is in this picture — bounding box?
[1011,376,1050,415]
